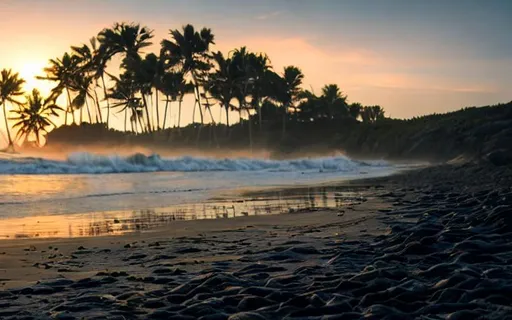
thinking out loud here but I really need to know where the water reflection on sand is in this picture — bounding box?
[0,186,368,240]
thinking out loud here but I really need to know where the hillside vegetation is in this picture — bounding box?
[44,101,512,163]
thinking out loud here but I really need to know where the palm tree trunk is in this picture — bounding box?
[258,100,262,132]
[205,96,219,148]
[178,96,183,128]
[93,79,103,123]
[2,102,14,151]
[163,96,169,129]
[282,104,287,138]
[225,105,230,127]
[124,109,128,132]
[192,100,196,123]
[196,87,204,125]
[93,94,100,123]
[248,109,253,153]
[71,109,76,125]
[65,88,73,126]
[169,101,173,128]
[64,88,75,125]
[224,105,230,137]
[85,98,92,124]
[101,74,111,128]
[80,105,83,124]
[136,115,142,134]
[191,72,204,124]
[155,89,160,130]
[142,95,152,133]
[70,100,76,125]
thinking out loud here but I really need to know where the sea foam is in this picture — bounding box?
[0,152,388,175]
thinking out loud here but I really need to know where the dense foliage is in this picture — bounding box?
[46,101,512,162]
[1,22,385,150]
[2,22,510,162]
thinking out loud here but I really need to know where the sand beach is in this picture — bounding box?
[0,162,511,319]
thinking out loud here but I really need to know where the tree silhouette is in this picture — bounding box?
[107,72,143,132]
[321,84,349,120]
[98,23,154,67]
[72,39,104,124]
[208,51,238,129]
[361,105,385,123]
[273,66,304,135]
[0,69,25,151]
[0,22,394,151]
[10,89,63,146]
[38,52,81,125]
[349,102,363,120]
[161,24,215,126]
[69,74,95,124]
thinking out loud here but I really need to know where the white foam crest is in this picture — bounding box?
[0,152,388,175]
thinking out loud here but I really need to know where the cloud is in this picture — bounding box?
[215,34,507,118]
[256,11,282,20]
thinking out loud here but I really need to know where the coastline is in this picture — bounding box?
[0,159,402,240]
[1,161,511,319]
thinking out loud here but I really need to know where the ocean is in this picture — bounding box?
[0,152,397,239]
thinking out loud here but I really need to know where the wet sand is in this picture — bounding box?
[1,162,512,319]
[0,187,368,240]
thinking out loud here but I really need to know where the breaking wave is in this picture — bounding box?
[0,152,388,175]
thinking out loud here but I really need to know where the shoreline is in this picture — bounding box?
[1,161,512,319]
[0,163,406,241]
[0,193,389,289]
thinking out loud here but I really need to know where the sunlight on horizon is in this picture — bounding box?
[0,0,510,149]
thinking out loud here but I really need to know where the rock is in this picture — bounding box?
[486,149,512,166]
[143,299,167,309]
[176,247,202,254]
[198,313,229,320]
[53,312,77,320]
[237,296,274,311]
[228,312,267,320]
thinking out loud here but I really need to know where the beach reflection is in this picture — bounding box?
[0,187,366,240]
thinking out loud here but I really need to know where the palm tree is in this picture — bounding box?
[38,52,81,125]
[361,105,385,123]
[208,51,237,129]
[137,53,164,130]
[129,108,145,133]
[297,90,325,122]
[247,52,271,131]
[10,89,63,146]
[0,69,25,151]
[88,37,113,128]
[349,102,363,120]
[176,78,195,130]
[70,74,95,124]
[98,23,153,130]
[72,38,104,123]
[275,66,304,135]
[230,47,258,148]
[160,71,184,129]
[98,22,154,67]
[107,73,143,132]
[321,84,349,120]
[161,24,215,125]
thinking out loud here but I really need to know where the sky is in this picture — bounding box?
[0,0,511,139]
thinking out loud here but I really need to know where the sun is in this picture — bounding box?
[18,61,52,96]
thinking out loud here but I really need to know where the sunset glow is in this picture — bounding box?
[1,3,512,316]
[0,1,509,125]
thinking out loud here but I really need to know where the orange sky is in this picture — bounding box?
[0,0,511,146]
